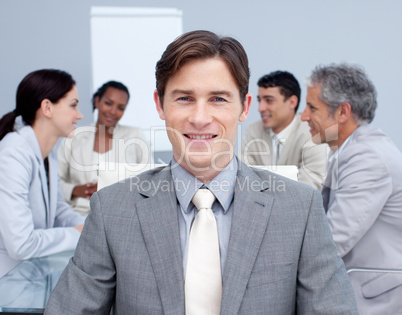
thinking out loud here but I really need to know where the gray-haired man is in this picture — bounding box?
[302,63,402,314]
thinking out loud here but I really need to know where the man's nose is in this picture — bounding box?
[258,101,266,113]
[189,102,212,127]
[301,107,309,121]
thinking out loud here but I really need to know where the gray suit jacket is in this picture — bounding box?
[241,114,328,191]
[322,124,402,314]
[46,161,357,314]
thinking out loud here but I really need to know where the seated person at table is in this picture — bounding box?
[0,69,85,278]
[302,63,402,314]
[241,71,328,190]
[58,81,150,215]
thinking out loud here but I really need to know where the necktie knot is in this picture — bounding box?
[192,188,216,211]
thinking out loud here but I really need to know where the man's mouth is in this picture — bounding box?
[260,113,272,120]
[185,134,217,140]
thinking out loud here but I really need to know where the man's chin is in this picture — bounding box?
[262,122,272,129]
[311,133,323,144]
[183,156,213,172]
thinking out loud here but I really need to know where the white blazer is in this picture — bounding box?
[0,126,85,278]
[58,124,150,214]
[241,114,328,190]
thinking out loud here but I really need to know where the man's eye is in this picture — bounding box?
[178,97,190,101]
[213,97,225,102]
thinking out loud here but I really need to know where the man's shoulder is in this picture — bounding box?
[93,164,171,218]
[97,164,170,197]
[343,125,395,157]
[292,113,312,137]
[340,125,402,172]
[239,162,316,197]
[245,120,266,135]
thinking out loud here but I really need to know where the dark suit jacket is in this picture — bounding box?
[45,161,358,314]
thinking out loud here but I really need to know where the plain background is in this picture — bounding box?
[1,0,401,151]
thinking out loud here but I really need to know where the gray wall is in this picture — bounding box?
[1,0,401,150]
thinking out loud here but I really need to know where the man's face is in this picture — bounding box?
[302,86,338,146]
[257,86,297,133]
[155,58,251,176]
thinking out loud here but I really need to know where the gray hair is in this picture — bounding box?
[306,63,377,124]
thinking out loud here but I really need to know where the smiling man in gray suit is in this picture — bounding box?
[302,63,402,314]
[45,31,357,314]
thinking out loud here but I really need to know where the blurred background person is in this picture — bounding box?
[302,63,402,314]
[58,81,150,215]
[0,69,85,278]
[241,71,328,190]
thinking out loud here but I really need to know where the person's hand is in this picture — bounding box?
[73,224,84,233]
[71,183,97,199]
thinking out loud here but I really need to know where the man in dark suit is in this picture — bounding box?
[45,31,358,314]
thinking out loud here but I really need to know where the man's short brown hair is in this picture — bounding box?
[155,30,250,105]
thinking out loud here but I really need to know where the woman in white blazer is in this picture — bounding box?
[57,81,150,215]
[0,69,86,278]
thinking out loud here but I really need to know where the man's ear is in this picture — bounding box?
[288,95,298,110]
[40,99,53,118]
[338,102,352,123]
[239,93,252,122]
[154,90,166,120]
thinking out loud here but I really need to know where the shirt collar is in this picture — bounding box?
[171,158,238,214]
[328,126,359,163]
[269,114,297,144]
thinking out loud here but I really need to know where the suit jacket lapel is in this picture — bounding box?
[22,126,51,226]
[277,115,301,165]
[221,163,274,314]
[135,166,185,314]
[47,151,59,227]
[262,129,275,165]
[322,138,349,212]
[38,159,51,227]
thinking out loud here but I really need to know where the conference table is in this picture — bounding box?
[0,250,74,314]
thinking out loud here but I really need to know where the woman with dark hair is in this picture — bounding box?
[58,81,149,215]
[0,69,85,278]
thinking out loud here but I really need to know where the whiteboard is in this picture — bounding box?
[90,7,182,152]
